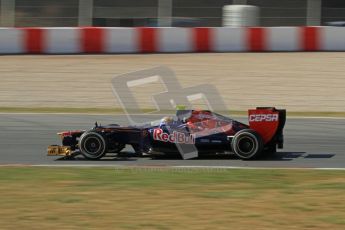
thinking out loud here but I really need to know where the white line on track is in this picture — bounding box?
[0,164,343,170]
[173,166,345,170]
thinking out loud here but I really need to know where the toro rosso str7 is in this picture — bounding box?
[47,107,286,160]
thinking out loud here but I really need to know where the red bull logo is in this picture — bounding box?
[153,128,195,144]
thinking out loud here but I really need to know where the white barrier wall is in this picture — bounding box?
[158,27,192,52]
[0,27,344,54]
[46,28,81,53]
[213,27,246,52]
[266,27,299,51]
[0,28,23,53]
[105,27,137,53]
[321,26,345,51]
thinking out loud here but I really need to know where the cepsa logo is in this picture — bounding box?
[153,128,195,144]
[249,114,279,122]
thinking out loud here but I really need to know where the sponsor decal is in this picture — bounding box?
[249,114,278,122]
[153,128,195,144]
[195,113,213,120]
[57,130,84,137]
[211,140,222,143]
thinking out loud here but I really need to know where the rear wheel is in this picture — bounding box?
[79,132,107,160]
[232,129,263,160]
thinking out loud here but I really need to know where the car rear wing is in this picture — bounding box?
[248,107,286,147]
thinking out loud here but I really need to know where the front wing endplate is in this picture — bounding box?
[47,145,72,156]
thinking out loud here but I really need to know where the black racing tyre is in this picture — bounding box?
[232,129,264,160]
[79,132,107,160]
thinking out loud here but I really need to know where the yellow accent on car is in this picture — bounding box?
[47,145,72,156]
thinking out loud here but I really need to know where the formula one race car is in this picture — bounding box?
[47,107,286,160]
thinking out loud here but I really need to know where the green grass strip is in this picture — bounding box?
[0,167,344,229]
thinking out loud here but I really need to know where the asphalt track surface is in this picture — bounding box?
[0,114,344,168]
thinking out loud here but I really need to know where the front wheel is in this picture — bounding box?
[79,132,107,160]
[232,129,263,160]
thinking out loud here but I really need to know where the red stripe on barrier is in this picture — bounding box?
[193,28,212,52]
[81,27,104,53]
[138,28,157,53]
[24,28,44,53]
[301,27,320,51]
[247,27,266,52]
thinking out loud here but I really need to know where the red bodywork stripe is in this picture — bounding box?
[138,27,157,53]
[247,27,266,52]
[24,28,44,53]
[193,27,212,52]
[301,27,320,51]
[81,27,104,53]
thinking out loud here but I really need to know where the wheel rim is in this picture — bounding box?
[83,136,102,156]
[237,136,256,156]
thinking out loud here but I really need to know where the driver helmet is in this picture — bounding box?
[160,116,174,126]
